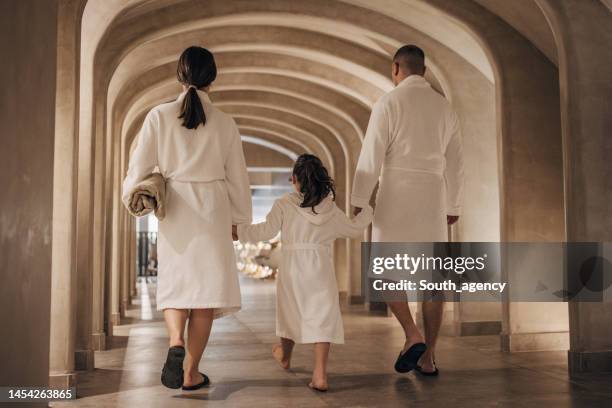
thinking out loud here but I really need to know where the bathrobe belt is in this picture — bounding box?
[382,166,444,177]
[165,177,225,184]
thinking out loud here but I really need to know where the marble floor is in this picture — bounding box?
[52,278,612,408]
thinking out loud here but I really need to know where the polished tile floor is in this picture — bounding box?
[52,278,612,407]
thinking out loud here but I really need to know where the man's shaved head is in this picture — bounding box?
[393,45,425,75]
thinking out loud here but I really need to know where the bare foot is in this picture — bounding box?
[418,351,437,373]
[272,344,290,369]
[309,376,328,392]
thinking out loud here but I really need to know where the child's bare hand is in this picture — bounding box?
[232,225,238,241]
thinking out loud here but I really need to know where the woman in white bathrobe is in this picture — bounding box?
[122,47,252,390]
[235,154,373,391]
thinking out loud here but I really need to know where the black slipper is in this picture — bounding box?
[161,346,185,389]
[394,342,427,373]
[182,372,210,390]
[416,362,439,376]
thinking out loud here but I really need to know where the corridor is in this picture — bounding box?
[2,2,612,404]
[52,278,612,408]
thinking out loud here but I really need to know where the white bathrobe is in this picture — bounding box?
[123,90,252,318]
[351,75,464,242]
[238,193,373,344]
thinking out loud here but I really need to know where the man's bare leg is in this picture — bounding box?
[387,301,425,353]
[419,300,444,372]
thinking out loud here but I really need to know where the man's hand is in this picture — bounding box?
[447,215,459,225]
[353,207,363,216]
[232,225,238,241]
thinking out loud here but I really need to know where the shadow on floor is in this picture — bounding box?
[171,373,413,401]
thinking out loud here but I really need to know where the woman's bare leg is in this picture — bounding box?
[272,337,294,369]
[310,342,330,390]
[163,308,189,347]
[183,308,214,386]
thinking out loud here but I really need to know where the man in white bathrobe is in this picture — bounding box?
[352,45,464,375]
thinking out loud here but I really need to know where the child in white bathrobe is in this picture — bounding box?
[234,154,373,391]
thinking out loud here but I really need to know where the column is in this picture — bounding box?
[121,210,130,315]
[49,0,85,387]
[0,0,59,401]
[453,0,568,352]
[74,46,95,370]
[130,218,138,298]
[110,177,123,327]
[536,0,612,375]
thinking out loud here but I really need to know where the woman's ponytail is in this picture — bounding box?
[177,46,217,130]
[179,86,206,129]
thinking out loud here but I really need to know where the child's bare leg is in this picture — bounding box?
[272,337,294,369]
[310,342,330,391]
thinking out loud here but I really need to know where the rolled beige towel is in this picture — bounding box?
[124,173,166,220]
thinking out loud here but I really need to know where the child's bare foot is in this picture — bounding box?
[272,344,291,369]
[309,375,328,392]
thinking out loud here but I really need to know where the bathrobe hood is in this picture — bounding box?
[286,192,336,225]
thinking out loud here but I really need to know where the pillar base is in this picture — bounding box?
[91,331,106,351]
[366,301,388,314]
[350,295,364,305]
[456,321,501,336]
[568,350,612,375]
[74,348,94,371]
[501,331,569,352]
[121,300,129,316]
[49,372,77,388]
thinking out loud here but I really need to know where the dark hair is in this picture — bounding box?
[177,46,217,129]
[393,44,425,74]
[292,154,336,213]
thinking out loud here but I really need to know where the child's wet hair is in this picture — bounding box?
[292,154,336,213]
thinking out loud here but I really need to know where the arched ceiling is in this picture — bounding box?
[474,0,557,64]
[79,0,559,213]
[343,0,495,81]
[242,140,295,168]
[96,0,487,211]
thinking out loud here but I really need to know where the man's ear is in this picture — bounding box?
[392,61,399,76]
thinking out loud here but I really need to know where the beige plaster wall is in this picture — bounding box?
[0,0,58,402]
